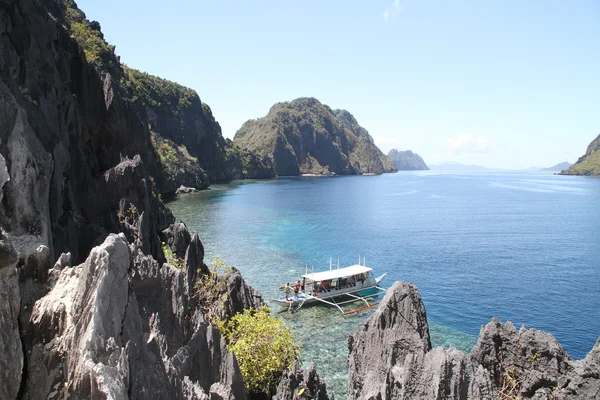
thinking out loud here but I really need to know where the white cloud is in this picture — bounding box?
[447,134,490,155]
[383,0,402,22]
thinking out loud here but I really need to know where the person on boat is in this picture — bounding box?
[293,282,299,298]
[284,283,291,300]
[295,280,302,292]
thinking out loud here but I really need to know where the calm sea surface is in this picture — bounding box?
[167,171,600,398]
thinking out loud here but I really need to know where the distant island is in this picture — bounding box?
[561,134,600,176]
[541,161,572,172]
[387,149,429,170]
[233,97,396,176]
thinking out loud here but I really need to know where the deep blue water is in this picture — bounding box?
[167,171,600,398]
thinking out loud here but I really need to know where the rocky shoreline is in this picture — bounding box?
[348,282,599,399]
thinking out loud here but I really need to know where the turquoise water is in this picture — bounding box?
[167,171,600,398]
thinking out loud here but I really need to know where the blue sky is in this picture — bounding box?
[76,0,599,169]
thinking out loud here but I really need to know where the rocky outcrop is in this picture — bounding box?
[348,281,600,400]
[234,97,396,176]
[274,362,329,400]
[22,233,247,400]
[0,232,22,400]
[225,267,264,316]
[164,222,192,259]
[387,149,429,170]
[561,133,600,176]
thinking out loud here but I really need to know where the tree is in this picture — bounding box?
[218,307,300,396]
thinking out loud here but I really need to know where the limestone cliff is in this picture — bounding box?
[387,149,429,170]
[0,1,314,398]
[234,97,396,176]
[561,133,600,176]
[348,281,600,399]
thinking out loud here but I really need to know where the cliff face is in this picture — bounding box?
[387,149,429,170]
[561,133,600,176]
[0,1,315,399]
[123,67,275,191]
[348,281,600,399]
[233,97,396,176]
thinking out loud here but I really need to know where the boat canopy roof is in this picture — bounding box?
[302,265,372,282]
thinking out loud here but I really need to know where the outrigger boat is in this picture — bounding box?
[273,257,387,315]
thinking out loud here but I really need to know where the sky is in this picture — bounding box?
[76,0,600,169]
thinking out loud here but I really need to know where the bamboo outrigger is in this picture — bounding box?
[273,257,388,314]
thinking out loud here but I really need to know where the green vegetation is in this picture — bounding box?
[233,97,396,175]
[195,258,233,324]
[162,241,184,270]
[150,132,199,182]
[218,306,301,395]
[563,134,600,176]
[55,0,199,118]
[122,66,198,116]
[58,0,117,73]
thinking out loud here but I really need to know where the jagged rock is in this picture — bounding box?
[225,267,264,316]
[166,222,192,259]
[274,362,329,400]
[184,233,208,295]
[53,251,72,270]
[348,281,438,399]
[0,233,22,400]
[22,234,247,400]
[348,282,600,400]
[347,281,495,399]
[555,339,600,399]
[470,318,573,398]
[24,234,131,399]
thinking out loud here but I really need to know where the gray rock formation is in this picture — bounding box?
[0,153,8,204]
[274,362,329,400]
[348,281,600,400]
[387,149,429,170]
[184,233,208,294]
[165,222,192,259]
[0,232,22,400]
[22,233,247,400]
[225,267,264,316]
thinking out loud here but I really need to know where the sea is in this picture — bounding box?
[166,171,600,398]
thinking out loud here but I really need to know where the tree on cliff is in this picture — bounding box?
[219,306,301,396]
